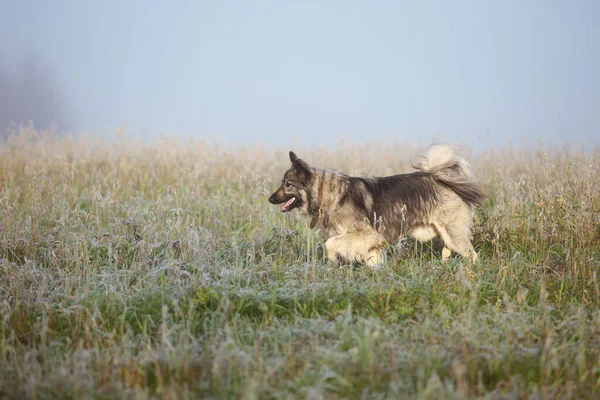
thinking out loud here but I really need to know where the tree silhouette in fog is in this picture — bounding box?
[0,54,72,136]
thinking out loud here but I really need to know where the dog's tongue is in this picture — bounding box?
[280,197,295,212]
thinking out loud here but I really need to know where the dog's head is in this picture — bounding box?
[268,151,314,213]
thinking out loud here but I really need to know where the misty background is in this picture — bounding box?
[0,1,598,148]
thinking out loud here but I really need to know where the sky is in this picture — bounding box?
[0,0,599,149]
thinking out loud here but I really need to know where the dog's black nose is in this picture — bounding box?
[268,194,276,204]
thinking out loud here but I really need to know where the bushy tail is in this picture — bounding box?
[412,144,483,206]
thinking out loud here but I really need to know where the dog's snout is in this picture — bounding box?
[268,193,279,204]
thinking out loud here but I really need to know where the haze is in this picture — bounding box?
[1,1,598,149]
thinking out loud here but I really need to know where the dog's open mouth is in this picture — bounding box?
[280,197,296,212]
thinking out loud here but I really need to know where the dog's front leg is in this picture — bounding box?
[324,236,343,264]
[325,232,386,267]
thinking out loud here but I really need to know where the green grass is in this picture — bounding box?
[0,127,599,399]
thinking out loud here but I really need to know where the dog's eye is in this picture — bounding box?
[284,182,293,189]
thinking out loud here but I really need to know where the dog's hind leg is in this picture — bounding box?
[433,223,478,262]
[325,232,386,267]
[441,246,452,262]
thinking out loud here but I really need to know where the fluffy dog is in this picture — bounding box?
[269,145,482,266]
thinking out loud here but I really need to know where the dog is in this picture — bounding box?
[268,145,482,266]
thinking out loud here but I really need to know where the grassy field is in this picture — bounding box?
[0,127,599,399]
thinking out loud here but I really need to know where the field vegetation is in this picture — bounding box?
[0,126,599,399]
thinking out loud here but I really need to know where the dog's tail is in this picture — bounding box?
[412,144,483,206]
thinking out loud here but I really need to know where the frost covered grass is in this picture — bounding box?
[0,126,599,399]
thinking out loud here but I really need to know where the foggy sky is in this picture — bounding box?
[0,54,72,135]
[0,1,599,148]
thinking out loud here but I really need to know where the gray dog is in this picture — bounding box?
[269,145,482,266]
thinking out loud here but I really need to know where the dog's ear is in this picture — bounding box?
[289,151,298,163]
[289,151,313,175]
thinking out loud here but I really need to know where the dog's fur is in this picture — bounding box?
[268,145,482,266]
